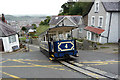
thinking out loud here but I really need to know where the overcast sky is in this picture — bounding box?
[0,0,68,16]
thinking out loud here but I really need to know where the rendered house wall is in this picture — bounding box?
[1,34,19,52]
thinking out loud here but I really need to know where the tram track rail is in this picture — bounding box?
[59,60,118,80]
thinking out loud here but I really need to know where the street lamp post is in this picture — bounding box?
[26,33,30,52]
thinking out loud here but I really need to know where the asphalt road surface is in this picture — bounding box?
[2,45,89,78]
[1,44,119,79]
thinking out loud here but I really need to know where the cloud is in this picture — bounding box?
[0,0,68,15]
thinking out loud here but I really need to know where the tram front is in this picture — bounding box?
[47,26,79,60]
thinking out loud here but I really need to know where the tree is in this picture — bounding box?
[39,16,51,25]
[32,24,37,29]
[21,27,27,31]
[59,2,75,15]
[59,2,93,16]
[69,2,83,15]
[39,21,45,25]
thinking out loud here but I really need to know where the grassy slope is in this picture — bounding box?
[36,25,49,35]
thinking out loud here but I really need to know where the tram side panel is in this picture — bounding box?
[39,41,50,57]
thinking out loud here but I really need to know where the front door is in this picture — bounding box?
[0,39,4,51]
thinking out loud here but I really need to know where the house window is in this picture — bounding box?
[95,2,99,12]
[9,35,16,43]
[87,32,91,40]
[91,16,95,26]
[79,28,83,33]
[91,33,94,41]
[98,16,103,27]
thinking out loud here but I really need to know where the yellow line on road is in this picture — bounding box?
[0,60,8,63]
[12,60,25,63]
[1,65,39,67]
[2,59,65,71]
[8,59,62,67]
[30,49,32,52]
[79,60,120,66]
[105,61,120,63]
[1,65,62,68]
[8,59,50,62]
[0,71,20,78]
[88,62,118,66]
[79,61,120,64]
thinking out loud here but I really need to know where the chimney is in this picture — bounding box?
[2,13,5,22]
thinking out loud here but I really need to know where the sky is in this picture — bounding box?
[0,0,68,16]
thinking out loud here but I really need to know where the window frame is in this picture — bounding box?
[79,28,83,33]
[87,31,91,40]
[9,35,16,44]
[95,2,99,13]
[98,16,104,27]
[91,16,95,26]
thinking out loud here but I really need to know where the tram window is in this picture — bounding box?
[67,34,71,38]
[59,34,64,40]
[50,37,53,41]
[44,37,45,41]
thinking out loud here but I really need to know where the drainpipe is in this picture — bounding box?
[107,12,112,43]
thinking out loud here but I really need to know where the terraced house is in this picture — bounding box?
[84,0,120,43]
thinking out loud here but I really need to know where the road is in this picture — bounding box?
[2,45,88,78]
[1,44,119,79]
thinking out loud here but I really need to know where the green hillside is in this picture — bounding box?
[36,25,49,35]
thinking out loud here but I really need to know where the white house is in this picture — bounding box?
[0,21,20,52]
[28,28,36,33]
[84,0,120,43]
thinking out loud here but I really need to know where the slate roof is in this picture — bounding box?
[70,16,82,24]
[49,16,64,25]
[0,21,16,37]
[102,2,120,12]
[49,15,82,25]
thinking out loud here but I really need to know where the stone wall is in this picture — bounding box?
[76,40,98,50]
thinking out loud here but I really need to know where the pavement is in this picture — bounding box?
[95,43,118,54]
[76,50,119,75]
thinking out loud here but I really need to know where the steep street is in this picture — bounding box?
[1,44,119,79]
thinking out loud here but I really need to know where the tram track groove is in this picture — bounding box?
[68,61,118,79]
[59,60,118,80]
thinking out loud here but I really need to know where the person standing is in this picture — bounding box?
[118,38,120,53]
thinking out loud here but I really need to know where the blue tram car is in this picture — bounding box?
[39,25,78,60]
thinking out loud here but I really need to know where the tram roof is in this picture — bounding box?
[39,25,77,36]
[48,26,77,34]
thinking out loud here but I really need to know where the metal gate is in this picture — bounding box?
[0,39,4,51]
